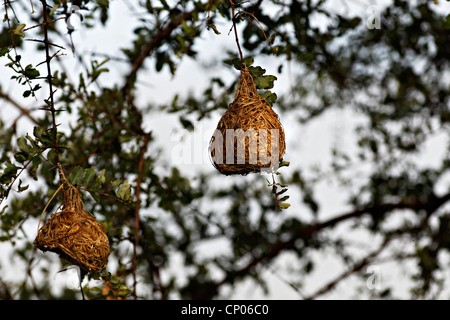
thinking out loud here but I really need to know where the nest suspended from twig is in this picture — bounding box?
[34,164,109,274]
[209,63,286,175]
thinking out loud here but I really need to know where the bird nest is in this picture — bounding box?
[209,63,286,175]
[34,164,109,274]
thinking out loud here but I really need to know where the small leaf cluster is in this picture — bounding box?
[223,56,278,105]
[1,48,41,98]
[0,126,59,204]
[85,271,132,300]
[268,160,291,211]
[68,166,136,207]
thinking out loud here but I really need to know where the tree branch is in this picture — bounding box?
[40,0,59,165]
[122,10,194,96]
[191,190,450,299]
[131,132,151,299]
[122,0,218,97]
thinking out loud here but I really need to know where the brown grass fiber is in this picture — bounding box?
[209,63,286,175]
[34,164,109,274]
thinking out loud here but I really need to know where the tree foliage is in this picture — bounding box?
[0,0,449,299]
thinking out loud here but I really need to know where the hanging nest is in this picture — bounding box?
[34,164,110,274]
[209,63,286,175]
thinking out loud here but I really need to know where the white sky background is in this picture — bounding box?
[0,0,449,299]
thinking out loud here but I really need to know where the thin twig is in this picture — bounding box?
[236,9,276,54]
[23,17,64,31]
[36,49,64,67]
[132,132,151,300]
[4,0,35,93]
[40,0,60,165]
[271,173,281,211]
[26,38,66,50]
[229,0,244,63]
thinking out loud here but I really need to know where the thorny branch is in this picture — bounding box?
[3,0,35,94]
[40,0,60,165]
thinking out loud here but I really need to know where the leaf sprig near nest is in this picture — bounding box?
[224,56,278,105]
[67,165,136,207]
[268,160,291,211]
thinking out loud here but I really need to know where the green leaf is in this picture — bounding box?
[17,179,29,192]
[30,155,42,181]
[254,75,277,89]
[111,179,122,189]
[1,163,20,184]
[223,56,254,70]
[14,152,27,163]
[83,167,97,188]
[279,161,290,167]
[95,169,106,189]
[117,180,132,201]
[207,23,221,35]
[117,287,132,296]
[223,57,243,70]
[261,91,277,105]
[26,134,39,151]
[279,203,291,209]
[110,275,120,284]
[32,155,42,168]
[13,24,26,38]
[0,205,8,215]
[248,66,266,77]
[33,126,44,140]
[279,195,290,202]
[243,56,254,67]
[0,47,10,57]
[68,166,85,186]
[269,33,276,45]
[89,286,102,292]
[179,116,194,131]
[40,127,56,146]
[17,136,33,154]
[23,64,40,79]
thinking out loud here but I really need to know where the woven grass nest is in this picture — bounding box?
[209,63,286,175]
[34,164,109,274]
